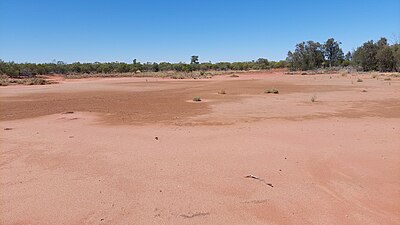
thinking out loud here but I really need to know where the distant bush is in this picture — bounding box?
[230,74,239,78]
[23,78,48,85]
[265,88,279,94]
[0,76,9,86]
[384,77,391,81]
[218,90,226,94]
[311,94,317,102]
[357,78,363,82]
[193,96,202,102]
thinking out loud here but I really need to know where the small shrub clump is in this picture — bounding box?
[218,90,226,95]
[230,74,239,78]
[384,78,391,81]
[193,96,202,102]
[310,94,317,102]
[357,78,363,82]
[265,88,279,94]
[0,76,9,86]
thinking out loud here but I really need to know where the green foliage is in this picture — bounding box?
[352,37,399,72]
[190,56,199,65]
[324,38,344,67]
[287,41,324,71]
[377,46,395,72]
[0,58,281,77]
[286,37,399,72]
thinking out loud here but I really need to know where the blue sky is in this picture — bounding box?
[0,0,399,63]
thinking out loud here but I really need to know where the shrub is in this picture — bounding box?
[193,96,202,102]
[0,79,9,86]
[384,78,391,81]
[230,74,239,78]
[23,78,48,85]
[0,75,10,86]
[265,88,279,94]
[218,90,226,94]
[357,78,363,82]
[311,94,317,102]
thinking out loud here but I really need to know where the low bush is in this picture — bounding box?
[311,94,317,102]
[193,96,202,102]
[218,90,226,94]
[265,88,279,94]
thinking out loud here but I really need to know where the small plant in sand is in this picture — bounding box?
[265,88,279,94]
[361,89,367,93]
[193,96,202,102]
[230,74,239,78]
[310,94,317,102]
[218,90,226,95]
[357,78,363,82]
[384,77,391,81]
[372,74,378,79]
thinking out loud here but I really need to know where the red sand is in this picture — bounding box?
[1,72,399,224]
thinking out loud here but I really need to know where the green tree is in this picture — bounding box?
[377,46,395,72]
[323,38,344,67]
[352,40,379,71]
[190,56,199,64]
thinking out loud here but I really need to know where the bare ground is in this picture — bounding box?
[1,72,399,225]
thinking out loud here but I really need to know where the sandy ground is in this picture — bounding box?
[1,72,399,225]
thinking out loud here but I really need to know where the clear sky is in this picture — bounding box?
[0,0,399,63]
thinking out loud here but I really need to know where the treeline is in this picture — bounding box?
[287,37,400,72]
[2,37,399,77]
[0,57,287,78]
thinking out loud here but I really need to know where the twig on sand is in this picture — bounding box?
[180,212,210,219]
[245,174,274,188]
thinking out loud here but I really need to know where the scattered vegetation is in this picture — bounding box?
[0,75,50,86]
[265,88,279,94]
[218,90,226,95]
[357,78,363,82]
[0,75,9,86]
[22,78,48,85]
[310,94,317,102]
[193,96,202,102]
[384,77,392,81]
[0,57,287,78]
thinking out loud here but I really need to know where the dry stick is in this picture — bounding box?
[245,174,274,188]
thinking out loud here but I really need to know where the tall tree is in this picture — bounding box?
[377,46,395,72]
[323,38,344,67]
[190,56,199,64]
[352,40,379,71]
